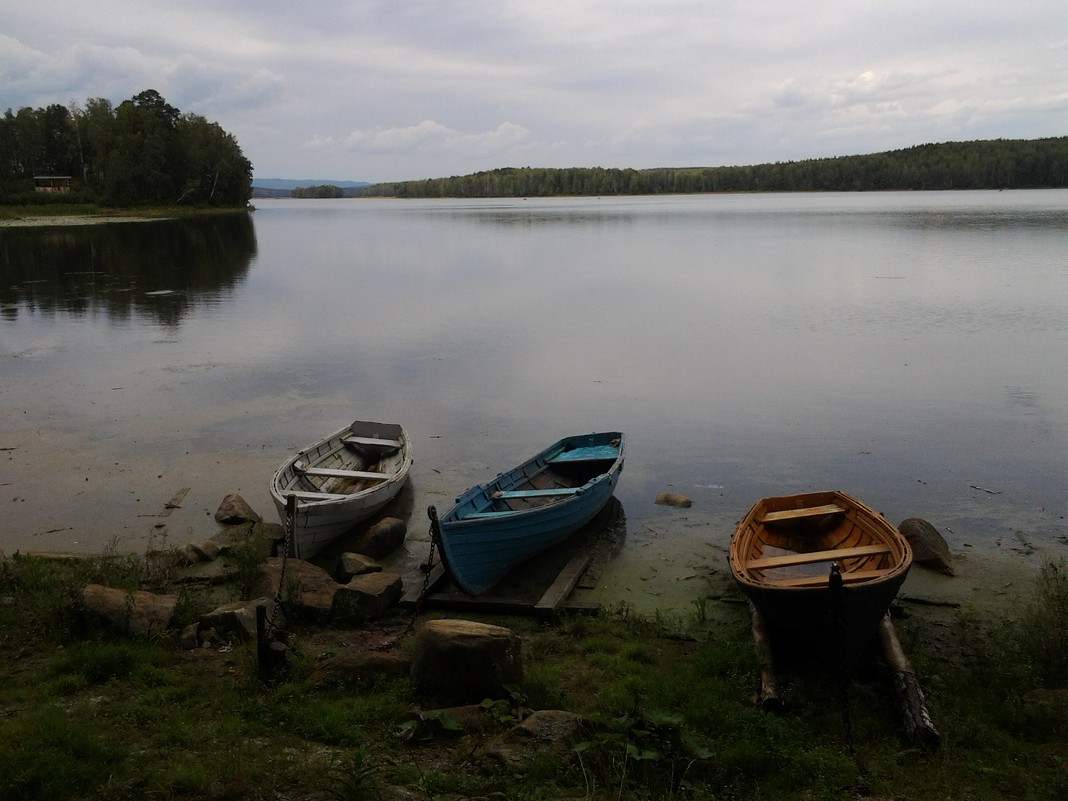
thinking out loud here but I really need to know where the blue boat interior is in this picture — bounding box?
[458,436,623,518]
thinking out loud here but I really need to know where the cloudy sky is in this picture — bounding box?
[3,1,1066,183]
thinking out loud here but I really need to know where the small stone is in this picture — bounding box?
[201,597,279,641]
[655,492,692,508]
[338,551,383,581]
[188,539,221,562]
[178,622,201,650]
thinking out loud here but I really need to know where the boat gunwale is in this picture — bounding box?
[269,420,412,508]
[728,489,912,591]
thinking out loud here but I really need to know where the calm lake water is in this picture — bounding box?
[2,191,1066,611]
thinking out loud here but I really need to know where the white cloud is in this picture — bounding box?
[2,1,1066,181]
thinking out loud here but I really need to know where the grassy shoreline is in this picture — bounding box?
[0,203,251,224]
[0,545,1064,800]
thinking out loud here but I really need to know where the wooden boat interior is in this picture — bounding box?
[733,493,905,588]
[467,440,621,517]
[284,431,404,500]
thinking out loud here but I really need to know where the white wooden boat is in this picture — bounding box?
[270,420,412,559]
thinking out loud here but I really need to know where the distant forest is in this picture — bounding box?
[356,137,1068,198]
[1,90,252,207]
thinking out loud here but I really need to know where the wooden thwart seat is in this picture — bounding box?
[492,488,579,499]
[343,435,402,449]
[300,467,391,480]
[746,543,892,570]
[548,444,619,463]
[763,568,894,588]
[286,490,352,501]
[758,504,845,523]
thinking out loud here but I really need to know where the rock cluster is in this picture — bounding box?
[70,491,636,779]
[79,493,409,643]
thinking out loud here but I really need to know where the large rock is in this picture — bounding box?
[201,597,280,641]
[898,517,955,575]
[351,517,407,559]
[306,651,412,688]
[338,552,383,581]
[332,572,403,622]
[250,557,340,619]
[215,493,262,524]
[410,619,523,704]
[481,710,587,772]
[80,584,178,636]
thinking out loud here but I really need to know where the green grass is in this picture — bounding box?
[1,551,1065,800]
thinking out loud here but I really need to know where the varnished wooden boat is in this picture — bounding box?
[270,420,412,559]
[433,432,625,595]
[729,490,912,664]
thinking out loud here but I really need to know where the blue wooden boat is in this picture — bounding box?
[432,432,625,595]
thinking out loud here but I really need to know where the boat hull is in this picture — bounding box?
[728,490,911,666]
[270,420,412,559]
[435,432,625,595]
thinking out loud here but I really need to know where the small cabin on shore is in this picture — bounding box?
[33,176,72,193]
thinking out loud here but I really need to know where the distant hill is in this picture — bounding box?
[355,137,1068,198]
[251,178,371,199]
[252,178,371,190]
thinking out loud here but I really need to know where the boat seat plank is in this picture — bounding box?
[298,466,391,480]
[343,435,402,448]
[758,504,845,523]
[763,568,894,588]
[747,543,892,570]
[548,445,619,462]
[492,488,579,499]
[285,490,353,501]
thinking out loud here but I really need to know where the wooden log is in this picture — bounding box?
[748,601,783,711]
[877,613,940,751]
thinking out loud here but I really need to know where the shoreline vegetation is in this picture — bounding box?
[353,137,1068,198]
[0,533,1064,800]
[0,204,251,226]
[2,90,252,210]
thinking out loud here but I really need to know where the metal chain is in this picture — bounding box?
[829,562,870,793]
[372,505,439,650]
[265,495,294,639]
[406,507,440,624]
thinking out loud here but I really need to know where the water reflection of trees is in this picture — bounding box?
[0,213,256,327]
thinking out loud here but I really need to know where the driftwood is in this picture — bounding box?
[877,613,940,751]
[748,601,783,711]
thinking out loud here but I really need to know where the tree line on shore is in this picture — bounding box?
[356,137,1068,198]
[1,90,252,207]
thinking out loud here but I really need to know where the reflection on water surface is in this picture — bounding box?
[1,192,1065,612]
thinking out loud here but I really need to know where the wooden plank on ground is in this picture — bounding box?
[159,487,190,517]
[399,563,447,607]
[535,549,594,614]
